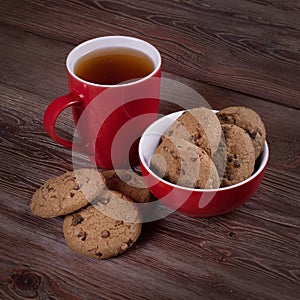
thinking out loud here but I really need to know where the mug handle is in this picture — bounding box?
[43,92,83,151]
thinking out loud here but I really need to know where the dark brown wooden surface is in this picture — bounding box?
[0,0,299,299]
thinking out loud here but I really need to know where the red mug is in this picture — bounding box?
[44,36,161,169]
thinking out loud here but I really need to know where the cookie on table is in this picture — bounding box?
[102,169,153,204]
[30,169,105,218]
[218,124,256,187]
[217,106,266,159]
[162,107,222,157]
[63,190,142,259]
[150,137,220,189]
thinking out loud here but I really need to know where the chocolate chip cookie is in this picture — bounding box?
[150,137,220,189]
[162,107,222,157]
[30,169,105,218]
[102,169,153,203]
[63,190,142,259]
[218,124,256,187]
[217,106,266,159]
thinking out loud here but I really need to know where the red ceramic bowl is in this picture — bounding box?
[139,110,269,218]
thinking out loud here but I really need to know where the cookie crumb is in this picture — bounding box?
[228,231,236,237]
[120,244,128,251]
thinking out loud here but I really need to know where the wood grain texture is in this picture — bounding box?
[1,65,299,300]
[1,0,300,299]
[1,0,300,108]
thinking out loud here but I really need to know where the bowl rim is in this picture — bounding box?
[139,110,269,192]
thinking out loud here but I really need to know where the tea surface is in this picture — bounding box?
[74,47,155,85]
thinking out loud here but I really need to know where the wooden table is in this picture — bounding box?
[1,1,299,299]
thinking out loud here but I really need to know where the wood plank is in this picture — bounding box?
[0,192,299,299]
[1,0,300,108]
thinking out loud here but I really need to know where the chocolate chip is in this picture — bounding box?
[47,187,54,192]
[70,192,75,198]
[72,213,83,226]
[96,251,103,257]
[234,160,240,168]
[219,114,228,122]
[74,184,80,190]
[127,239,134,248]
[120,173,132,182]
[227,155,234,162]
[101,230,110,238]
[250,131,257,139]
[115,220,124,227]
[77,231,86,241]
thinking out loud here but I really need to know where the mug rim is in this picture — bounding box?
[66,35,161,88]
[139,110,269,193]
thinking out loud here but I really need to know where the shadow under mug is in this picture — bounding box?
[43,36,161,169]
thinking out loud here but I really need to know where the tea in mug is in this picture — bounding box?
[74,47,155,85]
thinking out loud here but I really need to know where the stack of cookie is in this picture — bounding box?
[30,169,152,259]
[216,107,266,187]
[151,107,222,189]
[150,106,266,188]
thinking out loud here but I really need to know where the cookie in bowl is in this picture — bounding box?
[150,137,220,189]
[217,106,266,159]
[162,107,222,157]
[139,108,269,217]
